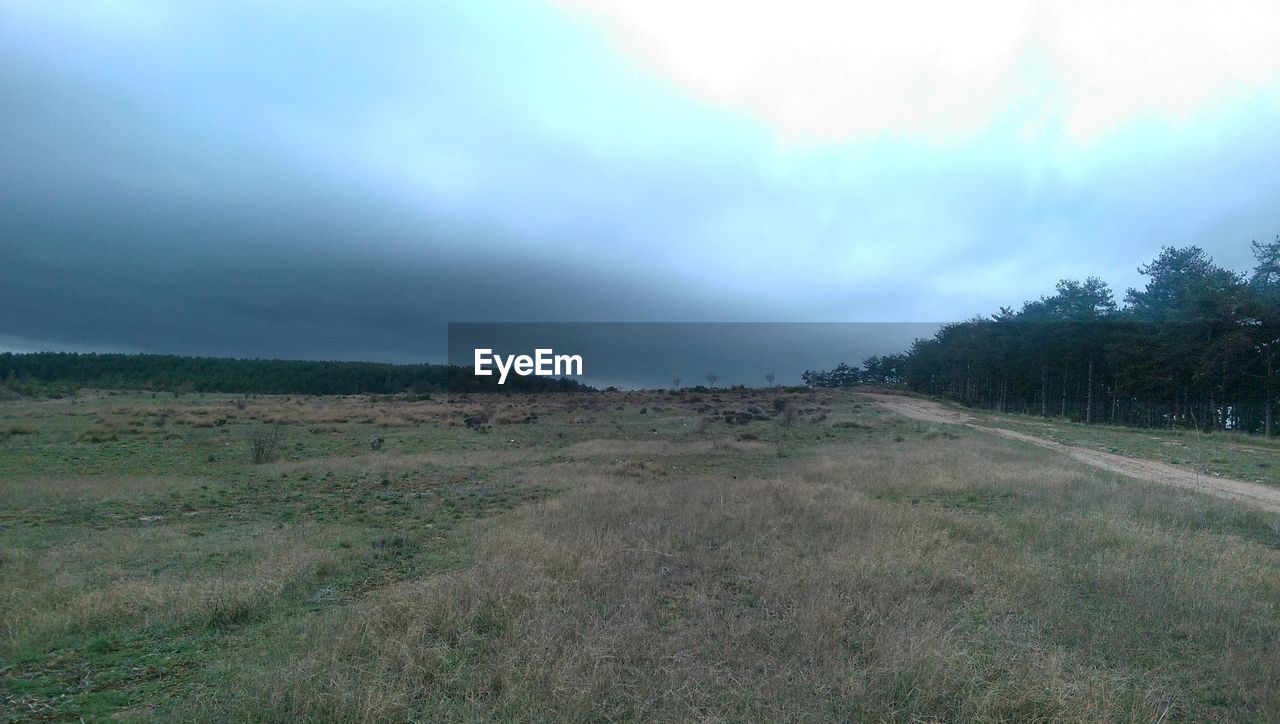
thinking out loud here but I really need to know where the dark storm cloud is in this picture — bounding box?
[3,1,1280,364]
[1,179,747,361]
[0,0,768,361]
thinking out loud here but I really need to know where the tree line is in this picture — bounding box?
[0,352,591,396]
[805,238,1280,435]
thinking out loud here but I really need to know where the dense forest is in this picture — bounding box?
[0,353,591,396]
[810,238,1280,435]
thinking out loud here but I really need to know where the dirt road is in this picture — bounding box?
[861,393,1280,514]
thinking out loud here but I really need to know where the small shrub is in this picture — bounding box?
[777,403,798,428]
[248,425,282,464]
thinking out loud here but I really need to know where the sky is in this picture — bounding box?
[3,0,1280,364]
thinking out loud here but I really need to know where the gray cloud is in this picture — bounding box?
[2,1,1279,363]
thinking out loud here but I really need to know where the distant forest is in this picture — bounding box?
[809,237,1280,435]
[0,353,591,396]
[9,238,1280,433]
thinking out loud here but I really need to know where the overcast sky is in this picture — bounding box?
[3,0,1280,362]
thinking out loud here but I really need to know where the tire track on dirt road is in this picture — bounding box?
[861,393,1280,515]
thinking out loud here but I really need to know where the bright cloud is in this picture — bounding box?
[557,0,1280,143]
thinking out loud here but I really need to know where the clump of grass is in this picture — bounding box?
[0,424,36,440]
[491,407,534,425]
[830,419,869,429]
[609,459,668,477]
[78,424,118,443]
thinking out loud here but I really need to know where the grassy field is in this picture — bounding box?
[1,389,1278,720]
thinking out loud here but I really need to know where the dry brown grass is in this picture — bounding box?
[564,437,762,459]
[265,447,541,480]
[0,474,208,504]
[183,434,1280,721]
[5,389,1277,720]
[1,523,343,649]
